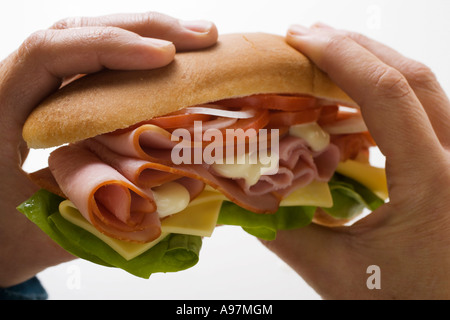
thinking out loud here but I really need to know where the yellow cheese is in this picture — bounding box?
[161,199,222,237]
[336,159,388,200]
[280,181,333,208]
[189,189,227,204]
[59,201,169,261]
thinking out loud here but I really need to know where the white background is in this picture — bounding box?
[1,0,449,300]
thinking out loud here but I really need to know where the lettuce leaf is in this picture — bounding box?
[17,189,201,279]
[217,202,316,241]
[324,173,385,219]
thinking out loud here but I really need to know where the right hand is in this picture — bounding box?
[262,23,450,299]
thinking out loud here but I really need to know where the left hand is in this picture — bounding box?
[0,11,218,288]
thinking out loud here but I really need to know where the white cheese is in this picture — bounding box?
[152,182,190,218]
[289,122,330,152]
[210,151,279,186]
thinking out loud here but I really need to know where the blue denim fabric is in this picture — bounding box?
[0,277,47,300]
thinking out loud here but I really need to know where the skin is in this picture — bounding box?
[0,11,218,288]
[262,23,450,299]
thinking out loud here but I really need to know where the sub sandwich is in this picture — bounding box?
[18,33,388,278]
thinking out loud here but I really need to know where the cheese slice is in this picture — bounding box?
[161,200,222,237]
[161,189,224,237]
[280,180,333,208]
[336,159,388,200]
[59,201,169,261]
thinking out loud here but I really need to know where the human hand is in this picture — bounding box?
[0,12,218,288]
[263,23,450,299]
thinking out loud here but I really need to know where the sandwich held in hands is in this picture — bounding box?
[18,33,387,278]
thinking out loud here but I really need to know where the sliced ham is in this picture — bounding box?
[236,166,295,196]
[233,135,340,197]
[48,144,161,243]
[80,139,181,188]
[94,124,178,163]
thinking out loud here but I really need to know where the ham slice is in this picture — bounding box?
[94,124,178,163]
[48,144,161,243]
[234,135,340,197]
[79,139,181,188]
[236,166,295,196]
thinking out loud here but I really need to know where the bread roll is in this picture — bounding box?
[23,32,354,149]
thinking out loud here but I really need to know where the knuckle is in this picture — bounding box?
[370,65,412,100]
[86,26,126,42]
[141,11,169,25]
[318,33,355,68]
[323,33,349,53]
[345,30,369,44]
[138,11,176,35]
[50,16,89,29]
[50,17,73,29]
[403,60,437,86]
[18,29,54,59]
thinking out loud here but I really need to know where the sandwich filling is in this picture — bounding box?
[20,93,387,276]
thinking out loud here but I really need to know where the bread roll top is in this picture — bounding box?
[23,32,354,149]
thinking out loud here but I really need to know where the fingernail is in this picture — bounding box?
[141,37,173,47]
[288,24,310,36]
[180,20,213,33]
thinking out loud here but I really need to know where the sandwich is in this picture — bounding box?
[18,33,388,278]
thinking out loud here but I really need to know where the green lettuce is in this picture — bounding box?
[218,202,316,241]
[324,173,385,219]
[17,189,201,279]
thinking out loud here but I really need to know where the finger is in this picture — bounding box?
[50,11,218,51]
[312,23,450,147]
[286,25,445,170]
[0,26,175,151]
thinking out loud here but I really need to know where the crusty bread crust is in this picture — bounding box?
[23,32,355,149]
